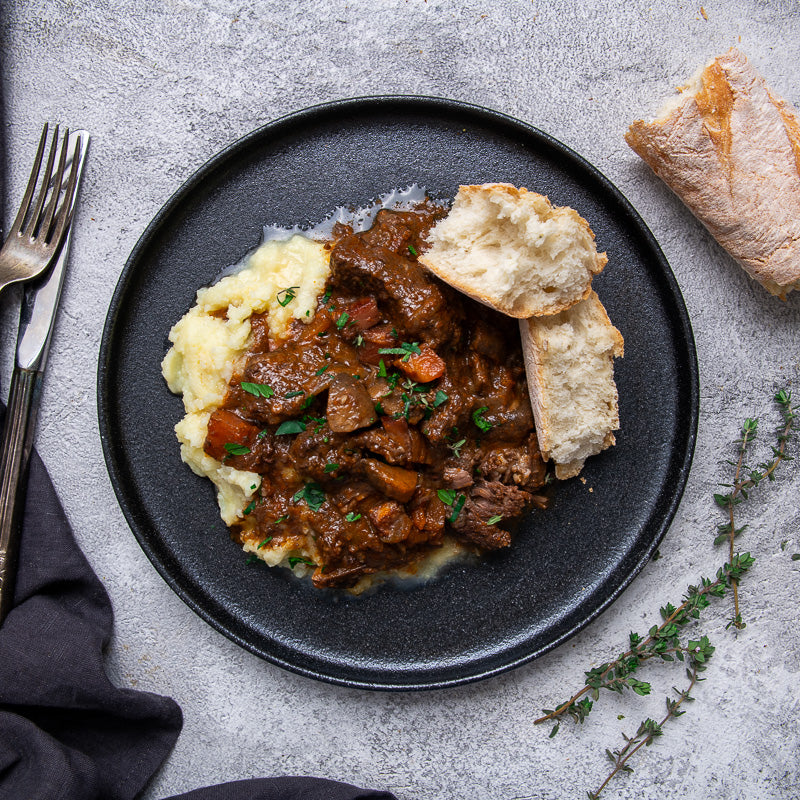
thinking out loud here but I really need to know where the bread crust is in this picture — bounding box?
[520,291,623,479]
[419,183,607,317]
[625,48,800,298]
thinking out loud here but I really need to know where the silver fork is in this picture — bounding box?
[0,123,82,296]
[0,126,87,625]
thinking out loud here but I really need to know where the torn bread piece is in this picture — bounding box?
[419,183,607,317]
[520,291,624,479]
[625,48,800,298]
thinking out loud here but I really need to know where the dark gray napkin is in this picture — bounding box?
[0,442,395,800]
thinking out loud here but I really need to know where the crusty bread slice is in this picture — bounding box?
[520,291,624,479]
[625,48,800,298]
[419,184,607,317]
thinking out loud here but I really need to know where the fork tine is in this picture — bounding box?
[8,123,49,237]
[48,134,82,246]
[22,124,60,239]
[39,127,71,243]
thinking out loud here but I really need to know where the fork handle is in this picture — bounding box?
[0,367,42,625]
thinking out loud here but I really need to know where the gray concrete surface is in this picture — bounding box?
[2,1,799,798]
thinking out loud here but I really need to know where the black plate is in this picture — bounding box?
[98,97,698,690]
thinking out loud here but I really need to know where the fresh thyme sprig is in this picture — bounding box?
[587,655,705,800]
[534,554,752,733]
[536,388,796,798]
[713,389,796,628]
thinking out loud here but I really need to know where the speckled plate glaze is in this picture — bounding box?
[98,97,698,690]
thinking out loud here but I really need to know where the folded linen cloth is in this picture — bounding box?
[0,438,395,800]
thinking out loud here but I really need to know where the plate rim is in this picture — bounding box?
[98,95,699,690]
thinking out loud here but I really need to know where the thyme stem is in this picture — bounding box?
[588,664,699,799]
[533,573,729,727]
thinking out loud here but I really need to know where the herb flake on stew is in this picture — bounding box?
[273,515,289,524]
[378,341,422,362]
[292,481,326,512]
[257,536,273,549]
[487,515,503,525]
[288,556,317,568]
[276,419,306,435]
[345,512,362,522]
[335,311,350,329]
[284,390,304,399]
[432,390,448,408]
[437,489,457,505]
[224,442,251,456]
[472,406,492,432]
[324,462,339,473]
[241,381,274,398]
[276,286,299,307]
[243,499,257,515]
[408,243,418,256]
[437,489,466,522]
[448,438,466,458]
[448,494,466,523]
[314,364,330,376]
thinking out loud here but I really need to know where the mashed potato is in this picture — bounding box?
[161,235,330,526]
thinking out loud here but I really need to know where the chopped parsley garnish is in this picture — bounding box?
[243,499,256,515]
[378,341,422,361]
[288,556,317,568]
[374,402,385,415]
[300,395,315,410]
[257,429,269,439]
[276,420,306,435]
[408,243,418,256]
[322,289,332,304]
[276,286,299,307]
[437,490,466,523]
[437,489,457,505]
[345,512,362,522]
[472,406,492,432]
[224,443,251,456]
[241,381,274,398]
[316,331,328,337]
[284,390,304,399]
[377,359,388,378]
[487,515,503,525]
[324,462,339,473]
[314,364,330,376]
[335,311,350,329]
[433,390,448,408]
[448,493,466,523]
[355,334,364,347]
[257,536,273,549]
[273,515,289,524]
[292,481,326,512]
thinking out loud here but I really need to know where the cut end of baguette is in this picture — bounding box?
[419,183,607,317]
[520,291,624,479]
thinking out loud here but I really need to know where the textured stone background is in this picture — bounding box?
[2,1,799,798]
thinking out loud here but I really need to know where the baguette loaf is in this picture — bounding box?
[626,48,800,298]
[520,291,624,479]
[419,183,607,317]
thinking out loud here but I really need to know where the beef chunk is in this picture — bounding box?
[451,480,532,550]
[326,375,377,433]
